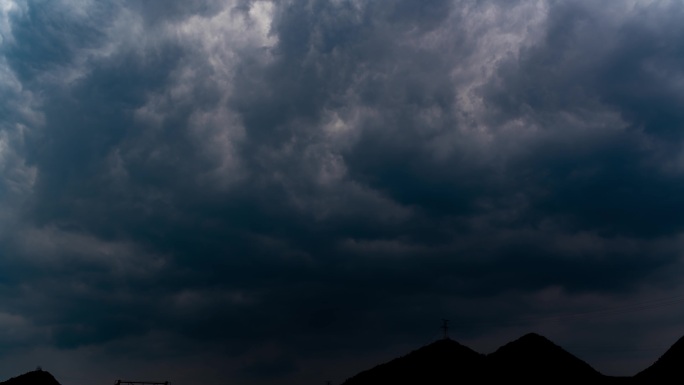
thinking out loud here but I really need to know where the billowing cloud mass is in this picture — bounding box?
[2,1,684,384]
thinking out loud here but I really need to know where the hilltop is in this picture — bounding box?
[342,338,485,385]
[485,332,604,382]
[6,332,684,385]
[0,369,61,385]
[635,334,684,382]
[341,332,684,384]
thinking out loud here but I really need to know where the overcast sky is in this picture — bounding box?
[2,0,684,384]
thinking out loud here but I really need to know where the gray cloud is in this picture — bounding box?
[2,1,684,384]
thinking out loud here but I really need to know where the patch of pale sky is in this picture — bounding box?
[127,2,279,193]
[430,0,632,170]
[1,154,36,197]
[188,104,246,190]
[0,130,8,170]
[0,312,37,345]
[0,55,44,126]
[0,57,39,195]
[453,1,548,126]
[0,0,25,45]
[322,111,352,138]
[15,226,167,278]
[175,0,276,57]
[52,0,97,19]
[17,1,120,87]
[311,149,347,187]
[407,1,550,163]
[324,179,414,223]
[104,148,129,185]
[321,105,375,152]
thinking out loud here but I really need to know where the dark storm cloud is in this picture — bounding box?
[598,2,684,140]
[481,0,684,237]
[2,1,684,384]
[124,0,227,25]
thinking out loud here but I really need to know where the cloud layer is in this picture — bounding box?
[2,1,684,384]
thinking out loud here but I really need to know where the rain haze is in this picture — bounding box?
[1,0,684,384]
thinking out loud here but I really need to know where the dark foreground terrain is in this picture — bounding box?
[342,332,684,385]
[3,333,684,385]
[0,369,61,385]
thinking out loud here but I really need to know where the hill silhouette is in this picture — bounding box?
[635,334,684,382]
[5,333,684,385]
[0,369,61,385]
[341,338,485,385]
[341,333,645,384]
[485,332,604,383]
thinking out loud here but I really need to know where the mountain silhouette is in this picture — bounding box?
[485,332,604,383]
[0,369,61,385]
[342,333,643,384]
[635,334,684,382]
[4,333,684,385]
[341,338,485,385]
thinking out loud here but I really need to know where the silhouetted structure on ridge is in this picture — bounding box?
[340,332,654,384]
[341,338,486,385]
[8,332,684,385]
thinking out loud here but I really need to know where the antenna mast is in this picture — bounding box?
[441,319,449,340]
